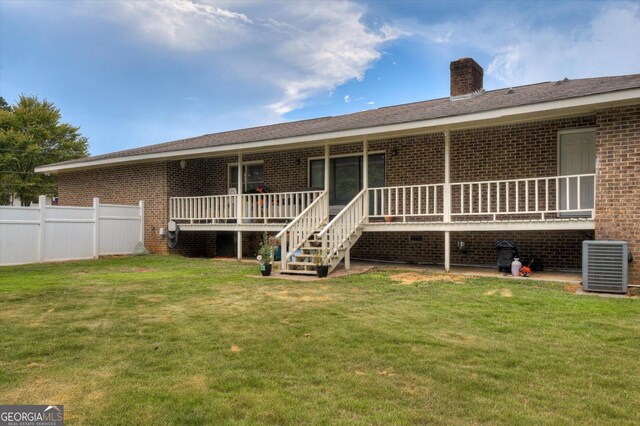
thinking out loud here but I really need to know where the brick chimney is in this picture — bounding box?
[450,58,484,97]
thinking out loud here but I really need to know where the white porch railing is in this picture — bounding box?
[450,173,595,220]
[241,191,323,221]
[366,173,596,222]
[368,184,444,221]
[276,191,329,270]
[170,174,595,225]
[318,188,368,272]
[170,190,323,223]
[171,194,237,222]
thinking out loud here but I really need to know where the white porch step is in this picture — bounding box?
[280,269,318,276]
[287,261,315,267]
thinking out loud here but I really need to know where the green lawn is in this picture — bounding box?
[0,256,638,425]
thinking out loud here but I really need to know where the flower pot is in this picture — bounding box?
[260,264,272,276]
[384,215,395,223]
[316,265,329,278]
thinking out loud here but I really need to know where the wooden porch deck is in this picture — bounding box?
[177,216,594,232]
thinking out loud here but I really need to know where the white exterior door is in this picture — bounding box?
[559,130,595,214]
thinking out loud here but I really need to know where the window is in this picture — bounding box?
[309,154,385,205]
[229,162,264,192]
[558,129,595,216]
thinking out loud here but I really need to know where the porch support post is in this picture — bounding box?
[237,153,243,225]
[237,153,243,261]
[444,130,451,272]
[363,138,369,222]
[324,143,330,219]
[345,240,351,271]
[444,130,451,223]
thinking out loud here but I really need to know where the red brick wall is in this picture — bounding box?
[595,105,640,284]
[450,58,483,97]
[56,112,621,272]
[352,231,593,270]
[58,162,169,253]
[450,116,596,182]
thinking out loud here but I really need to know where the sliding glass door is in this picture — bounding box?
[310,154,384,208]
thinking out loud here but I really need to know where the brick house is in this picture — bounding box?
[37,58,640,282]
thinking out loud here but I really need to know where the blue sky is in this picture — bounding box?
[1,0,639,156]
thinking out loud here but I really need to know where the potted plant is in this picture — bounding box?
[256,233,273,276]
[313,249,330,278]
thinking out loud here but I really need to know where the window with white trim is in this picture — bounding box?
[228,162,264,192]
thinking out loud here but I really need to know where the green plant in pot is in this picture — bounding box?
[257,233,273,276]
[313,249,330,278]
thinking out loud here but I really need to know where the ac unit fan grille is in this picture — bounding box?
[583,241,628,293]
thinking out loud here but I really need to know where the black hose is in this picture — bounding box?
[167,227,179,249]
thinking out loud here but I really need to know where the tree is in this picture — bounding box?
[0,95,88,205]
[0,97,10,112]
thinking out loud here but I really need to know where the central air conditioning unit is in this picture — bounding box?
[582,241,629,294]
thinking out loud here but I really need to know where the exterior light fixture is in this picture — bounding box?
[180,160,187,169]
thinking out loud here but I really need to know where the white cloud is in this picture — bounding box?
[90,0,399,115]
[486,3,640,86]
[344,95,351,103]
[406,2,640,88]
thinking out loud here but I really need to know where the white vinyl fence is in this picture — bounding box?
[0,196,144,266]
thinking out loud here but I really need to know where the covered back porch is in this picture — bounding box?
[168,119,597,275]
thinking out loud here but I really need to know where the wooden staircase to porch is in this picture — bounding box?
[280,227,364,275]
[279,189,368,276]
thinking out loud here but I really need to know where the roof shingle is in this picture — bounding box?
[50,74,640,167]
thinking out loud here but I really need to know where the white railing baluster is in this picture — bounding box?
[402,187,406,222]
[565,177,570,210]
[395,188,399,217]
[434,186,438,214]
[410,187,414,216]
[506,182,510,213]
[426,186,430,215]
[577,175,581,210]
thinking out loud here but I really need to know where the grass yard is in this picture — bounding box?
[0,255,639,424]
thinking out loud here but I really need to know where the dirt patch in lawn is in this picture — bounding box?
[434,331,488,348]
[138,294,169,303]
[112,267,158,273]
[564,284,581,293]
[484,288,513,297]
[391,272,464,285]
[270,290,331,302]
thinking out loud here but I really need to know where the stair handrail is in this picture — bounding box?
[276,191,328,270]
[317,188,368,263]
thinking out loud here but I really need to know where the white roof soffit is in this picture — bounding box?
[36,88,640,174]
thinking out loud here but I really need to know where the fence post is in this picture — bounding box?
[138,200,145,244]
[38,195,46,262]
[93,197,100,259]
